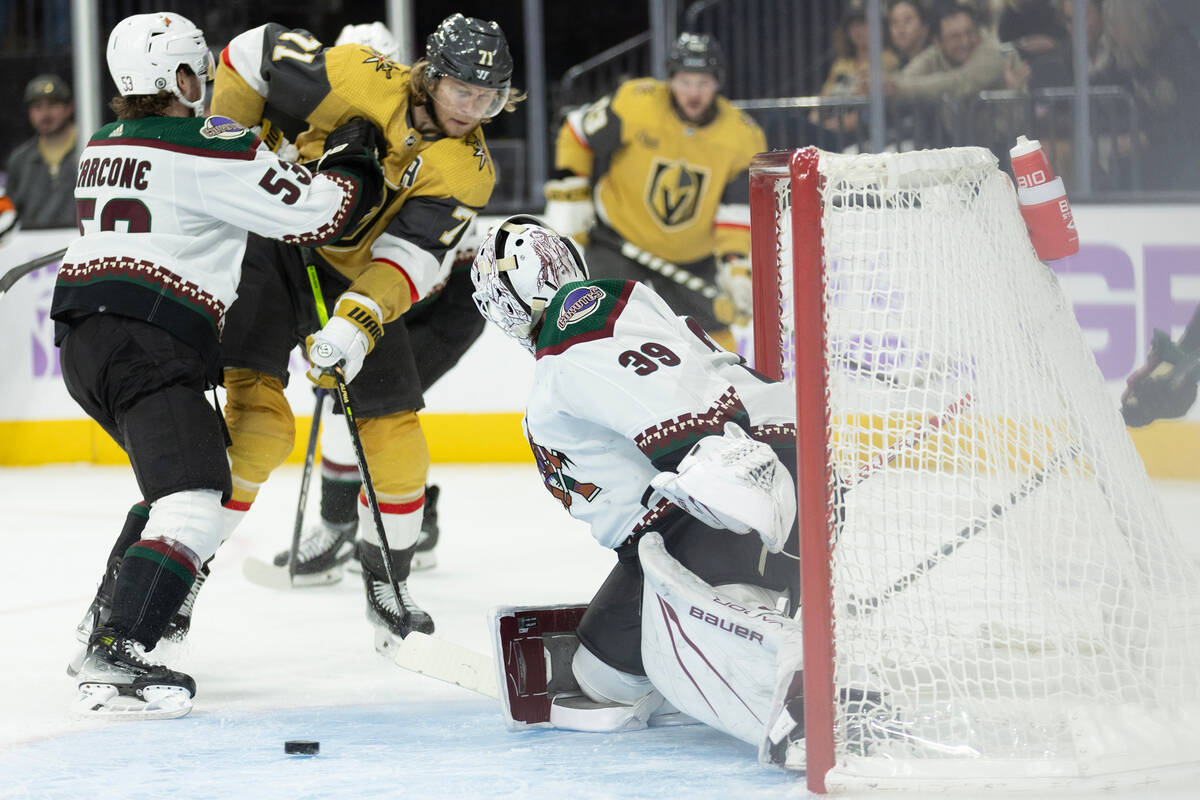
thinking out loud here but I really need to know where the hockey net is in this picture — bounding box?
[749,147,1200,793]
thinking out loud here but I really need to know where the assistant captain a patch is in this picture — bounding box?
[557,285,606,330]
[199,116,246,140]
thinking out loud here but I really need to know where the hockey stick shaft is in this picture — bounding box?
[330,366,404,613]
[0,246,67,298]
[288,389,325,582]
[288,262,333,581]
[848,392,975,487]
[617,239,750,326]
[852,442,1081,615]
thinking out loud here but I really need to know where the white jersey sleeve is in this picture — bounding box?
[522,280,794,549]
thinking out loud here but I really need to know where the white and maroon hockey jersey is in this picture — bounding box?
[523,278,795,549]
[51,115,360,372]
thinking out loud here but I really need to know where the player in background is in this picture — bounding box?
[470,216,806,758]
[1121,304,1200,427]
[272,22,486,582]
[209,13,521,645]
[59,11,384,718]
[543,32,765,353]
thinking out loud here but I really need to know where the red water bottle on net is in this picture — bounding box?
[1010,135,1079,260]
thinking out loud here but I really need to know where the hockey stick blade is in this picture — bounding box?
[391,631,499,699]
[0,246,67,299]
[242,555,342,590]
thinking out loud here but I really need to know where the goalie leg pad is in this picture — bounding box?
[638,531,803,747]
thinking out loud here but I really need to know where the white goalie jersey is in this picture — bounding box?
[523,278,795,549]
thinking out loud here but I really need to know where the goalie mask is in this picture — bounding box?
[106,12,214,115]
[471,216,589,352]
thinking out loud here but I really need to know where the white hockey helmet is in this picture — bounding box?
[336,22,402,61]
[471,215,589,352]
[106,12,213,115]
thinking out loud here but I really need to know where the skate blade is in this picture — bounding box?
[65,644,87,677]
[72,684,192,719]
[242,556,343,590]
[411,551,437,572]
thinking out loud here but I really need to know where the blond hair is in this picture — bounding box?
[408,58,526,116]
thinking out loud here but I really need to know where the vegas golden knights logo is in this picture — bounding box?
[645,157,709,229]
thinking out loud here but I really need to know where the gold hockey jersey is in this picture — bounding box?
[555,78,765,265]
[212,23,494,322]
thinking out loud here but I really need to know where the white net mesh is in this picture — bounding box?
[756,147,1200,788]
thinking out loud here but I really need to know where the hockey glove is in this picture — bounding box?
[649,422,795,553]
[306,292,384,388]
[1120,329,1200,427]
[315,118,388,243]
[251,119,300,162]
[542,175,595,246]
[713,254,752,326]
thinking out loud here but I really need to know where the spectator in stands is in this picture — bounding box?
[888,0,932,68]
[997,0,1069,87]
[820,10,900,96]
[1101,0,1200,190]
[887,2,1008,101]
[814,10,898,135]
[1060,0,1115,81]
[4,74,78,230]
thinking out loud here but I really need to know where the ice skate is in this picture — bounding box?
[411,484,440,571]
[66,564,119,676]
[364,569,435,656]
[73,627,195,719]
[162,561,210,642]
[245,519,356,589]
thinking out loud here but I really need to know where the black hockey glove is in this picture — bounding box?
[1120,329,1200,427]
[315,118,388,241]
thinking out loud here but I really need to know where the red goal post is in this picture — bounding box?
[749,146,1200,793]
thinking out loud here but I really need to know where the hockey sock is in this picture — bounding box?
[107,539,202,650]
[97,502,150,595]
[359,541,416,583]
[320,471,360,527]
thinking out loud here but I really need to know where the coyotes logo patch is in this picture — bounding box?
[530,442,601,510]
[645,157,710,230]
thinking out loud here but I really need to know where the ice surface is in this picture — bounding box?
[1,464,1196,799]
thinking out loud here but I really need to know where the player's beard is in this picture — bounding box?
[669,93,717,126]
[426,100,479,139]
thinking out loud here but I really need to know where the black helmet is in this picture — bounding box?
[425,13,513,91]
[666,32,726,85]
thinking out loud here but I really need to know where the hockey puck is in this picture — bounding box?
[284,740,319,755]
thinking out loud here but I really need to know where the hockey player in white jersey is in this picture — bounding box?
[56,11,385,719]
[471,216,806,761]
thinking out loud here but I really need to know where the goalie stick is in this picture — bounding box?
[848,442,1082,616]
[0,246,67,299]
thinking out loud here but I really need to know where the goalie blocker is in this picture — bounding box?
[488,535,806,764]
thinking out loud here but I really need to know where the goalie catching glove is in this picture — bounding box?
[713,254,752,325]
[650,422,795,553]
[306,292,383,387]
[1121,328,1200,427]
